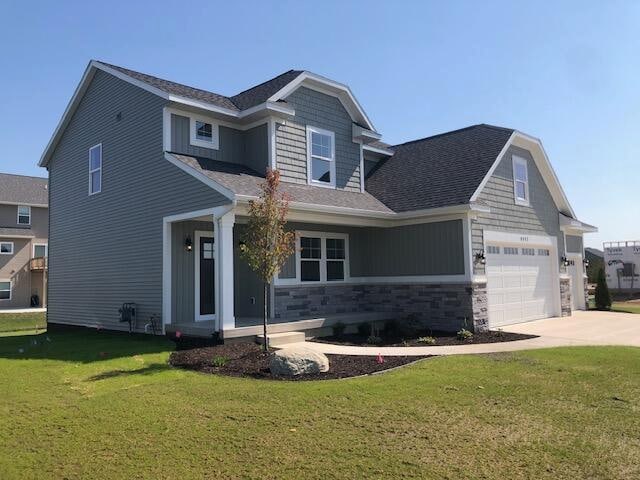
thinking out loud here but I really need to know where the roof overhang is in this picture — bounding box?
[470,130,577,219]
[352,124,381,145]
[559,212,598,233]
[363,143,394,158]
[267,71,377,133]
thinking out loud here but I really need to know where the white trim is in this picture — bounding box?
[512,155,530,206]
[189,115,220,150]
[0,279,12,301]
[0,242,14,255]
[17,205,31,226]
[362,144,394,156]
[306,125,336,188]
[268,118,277,170]
[282,231,349,285]
[194,230,216,322]
[88,143,102,195]
[216,211,235,332]
[0,201,48,208]
[463,216,473,280]
[164,152,236,200]
[32,243,48,258]
[359,143,365,193]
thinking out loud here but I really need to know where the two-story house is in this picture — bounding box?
[39,61,596,338]
[0,173,48,309]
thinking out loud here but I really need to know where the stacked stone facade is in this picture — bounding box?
[560,277,572,317]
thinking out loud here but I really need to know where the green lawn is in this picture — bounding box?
[0,312,46,334]
[0,330,638,479]
[588,299,640,314]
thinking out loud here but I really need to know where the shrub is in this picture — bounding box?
[366,335,382,345]
[418,336,436,345]
[456,328,473,341]
[384,316,421,339]
[357,322,371,338]
[594,267,612,310]
[332,321,347,338]
[211,356,229,368]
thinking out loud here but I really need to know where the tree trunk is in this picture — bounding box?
[262,282,269,352]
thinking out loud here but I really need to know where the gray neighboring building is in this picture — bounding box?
[39,60,596,338]
[0,173,49,309]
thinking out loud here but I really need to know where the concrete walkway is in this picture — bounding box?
[291,311,640,356]
[0,308,46,314]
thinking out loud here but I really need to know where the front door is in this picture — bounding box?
[196,234,215,321]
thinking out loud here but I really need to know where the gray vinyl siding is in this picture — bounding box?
[47,69,230,331]
[234,224,267,318]
[243,124,269,175]
[0,205,48,239]
[170,114,245,162]
[275,87,362,192]
[565,235,583,254]
[278,219,465,279]
[472,146,563,273]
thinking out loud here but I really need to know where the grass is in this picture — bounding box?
[588,299,640,314]
[0,329,638,478]
[0,312,46,334]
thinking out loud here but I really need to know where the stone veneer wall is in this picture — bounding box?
[274,283,489,332]
[560,277,572,317]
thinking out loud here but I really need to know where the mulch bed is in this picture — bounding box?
[310,330,537,347]
[169,342,431,381]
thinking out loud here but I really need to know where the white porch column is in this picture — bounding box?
[216,211,235,333]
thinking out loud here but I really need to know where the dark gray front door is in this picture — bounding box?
[199,237,215,316]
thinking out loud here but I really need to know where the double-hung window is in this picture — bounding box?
[17,205,31,225]
[89,144,102,195]
[0,281,10,300]
[512,155,529,206]
[0,242,14,255]
[189,115,219,149]
[307,126,335,188]
[298,232,348,283]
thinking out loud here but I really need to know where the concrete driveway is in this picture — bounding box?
[296,310,640,356]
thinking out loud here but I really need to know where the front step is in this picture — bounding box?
[256,331,305,347]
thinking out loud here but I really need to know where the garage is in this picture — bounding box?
[485,235,559,327]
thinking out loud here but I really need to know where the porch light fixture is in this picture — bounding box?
[474,250,486,265]
[185,235,193,252]
[583,258,590,268]
[561,256,570,267]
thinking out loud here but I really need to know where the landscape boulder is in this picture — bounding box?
[269,347,330,376]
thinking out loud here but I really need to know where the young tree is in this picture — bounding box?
[239,169,295,351]
[594,267,612,310]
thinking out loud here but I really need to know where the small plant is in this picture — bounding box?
[211,356,229,368]
[594,267,612,310]
[332,321,347,338]
[366,335,382,345]
[457,328,473,341]
[418,336,436,345]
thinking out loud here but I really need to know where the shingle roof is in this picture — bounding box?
[0,227,35,238]
[168,153,393,214]
[0,173,48,206]
[97,61,304,112]
[366,124,514,212]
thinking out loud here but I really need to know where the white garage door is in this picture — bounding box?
[486,244,556,327]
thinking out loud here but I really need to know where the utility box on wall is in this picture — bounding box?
[604,241,640,291]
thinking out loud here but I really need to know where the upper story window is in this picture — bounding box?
[298,232,348,283]
[89,144,102,195]
[17,205,31,225]
[512,155,529,206]
[0,242,14,255]
[189,115,219,150]
[307,126,335,188]
[33,244,48,258]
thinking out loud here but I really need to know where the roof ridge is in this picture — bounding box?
[392,124,514,148]
[0,172,48,181]
[230,69,303,100]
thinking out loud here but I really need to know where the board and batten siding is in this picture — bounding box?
[47,69,230,331]
[278,219,465,279]
[275,87,362,192]
[472,146,563,274]
[565,234,583,254]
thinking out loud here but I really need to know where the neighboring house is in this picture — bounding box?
[0,173,49,309]
[39,60,596,338]
[585,247,604,283]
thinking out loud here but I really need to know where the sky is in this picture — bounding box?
[0,0,638,248]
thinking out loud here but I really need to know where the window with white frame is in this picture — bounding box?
[307,126,335,187]
[0,242,14,255]
[298,232,348,282]
[189,115,219,149]
[0,281,10,300]
[17,205,31,225]
[89,144,102,195]
[512,155,529,205]
[33,244,48,258]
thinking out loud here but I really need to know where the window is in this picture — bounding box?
[487,245,500,254]
[89,144,102,195]
[189,115,219,149]
[537,248,550,256]
[298,232,348,283]
[512,155,529,205]
[202,241,214,260]
[33,244,48,258]
[504,247,519,255]
[522,248,535,256]
[0,242,14,255]
[17,205,31,225]
[0,281,10,300]
[307,126,335,188]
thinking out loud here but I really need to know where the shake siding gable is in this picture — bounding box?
[47,70,230,330]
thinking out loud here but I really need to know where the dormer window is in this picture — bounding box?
[307,126,335,188]
[190,115,219,149]
[512,155,529,206]
[17,205,31,225]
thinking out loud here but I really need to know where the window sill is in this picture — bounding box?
[308,181,336,189]
[514,198,530,207]
[190,139,219,150]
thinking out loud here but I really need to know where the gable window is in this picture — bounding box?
[0,242,14,255]
[298,232,348,283]
[307,126,336,188]
[17,205,31,225]
[89,144,102,195]
[0,281,10,300]
[512,155,529,206]
[189,115,219,149]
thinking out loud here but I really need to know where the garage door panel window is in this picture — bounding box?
[504,247,519,255]
[522,248,535,256]
[537,249,550,256]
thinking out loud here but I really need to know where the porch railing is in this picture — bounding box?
[30,257,48,271]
